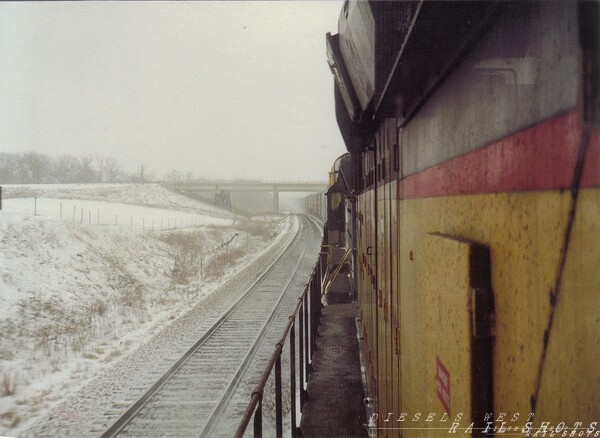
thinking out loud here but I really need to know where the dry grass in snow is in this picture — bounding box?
[0,184,288,435]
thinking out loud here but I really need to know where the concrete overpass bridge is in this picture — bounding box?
[162,181,327,213]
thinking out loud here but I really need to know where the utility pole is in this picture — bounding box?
[141,165,144,184]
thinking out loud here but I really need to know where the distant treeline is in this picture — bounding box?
[0,152,154,184]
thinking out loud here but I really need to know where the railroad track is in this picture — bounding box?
[101,215,319,437]
[204,215,323,437]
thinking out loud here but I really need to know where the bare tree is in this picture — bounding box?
[54,155,80,183]
[96,155,106,183]
[0,152,161,184]
[164,170,183,183]
[79,155,97,183]
[0,153,17,183]
[104,157,121,182]
[22,152,49,183]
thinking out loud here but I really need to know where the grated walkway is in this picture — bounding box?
[300,275,367,438]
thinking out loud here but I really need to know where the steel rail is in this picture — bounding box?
[199,216,316,436]
[101,216,305,438]
[235,215,325,438]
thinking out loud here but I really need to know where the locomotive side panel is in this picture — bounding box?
[401,1,580,179]
[376,132,388,423]
[399,191,570,429]
[357,148,379,407]
[387,119,401,430]
[395,2,596,428]
[345,1,600,435]
[534,153,600,422]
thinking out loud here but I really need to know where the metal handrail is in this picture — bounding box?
[234,251,325,438]
[323,247,353,296]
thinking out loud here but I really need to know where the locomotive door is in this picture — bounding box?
[402,233,495,436]
[375,130,388,429]
[373,120,400,436]
[360,148,378,407]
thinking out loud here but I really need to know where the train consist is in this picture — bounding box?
[312,1,600,436]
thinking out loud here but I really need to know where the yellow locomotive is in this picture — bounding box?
[325,1,599,436]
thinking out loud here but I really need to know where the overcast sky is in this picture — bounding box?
[0,1,346,182]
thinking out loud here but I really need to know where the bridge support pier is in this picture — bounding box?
[273,189,279,214]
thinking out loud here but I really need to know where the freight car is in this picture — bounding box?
[305,190,327,224]
[325,1,599,436]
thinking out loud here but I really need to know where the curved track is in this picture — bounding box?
[204,215,323,437]
[101,215,320,437]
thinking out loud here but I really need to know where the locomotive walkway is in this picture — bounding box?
[300,275,368,437]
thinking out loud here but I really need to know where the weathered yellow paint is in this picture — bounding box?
[400,234,474,436]
[390,198,401,438]
[377,185,387,431]
[392,200,403,436]
[357,186,379,410]
[356,188,600,436]
[534,189,600,424]
[398,191,572,424]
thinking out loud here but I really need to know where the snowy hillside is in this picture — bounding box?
[1,183,232,218]
[0,184,289,435]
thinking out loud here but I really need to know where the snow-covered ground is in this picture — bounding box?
[2,197,230,231]
[0,184,289,436]
[1,183,231,217]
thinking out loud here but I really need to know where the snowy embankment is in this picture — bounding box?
[0,184,289,436]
